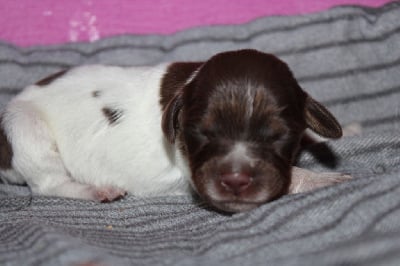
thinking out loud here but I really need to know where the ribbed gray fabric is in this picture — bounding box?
[1,2,399,265]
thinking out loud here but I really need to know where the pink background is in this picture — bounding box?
[0,0,392,47]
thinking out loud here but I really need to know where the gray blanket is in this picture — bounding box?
[1,2,400,265]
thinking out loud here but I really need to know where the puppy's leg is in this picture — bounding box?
[289,166,352,194]
[3,101,126,202]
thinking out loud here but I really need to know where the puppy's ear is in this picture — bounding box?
[304,94,342,138]
[160,62,203,143]
[162,92,183,143]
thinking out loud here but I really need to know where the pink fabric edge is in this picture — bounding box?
[0,0,393,47]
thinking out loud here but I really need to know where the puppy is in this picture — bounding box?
[0,49,350,212]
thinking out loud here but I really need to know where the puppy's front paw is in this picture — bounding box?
[289,167,352,194]
[300,172,352,192]
[92,186,127,203]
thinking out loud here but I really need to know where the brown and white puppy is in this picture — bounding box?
[0,49,350,213]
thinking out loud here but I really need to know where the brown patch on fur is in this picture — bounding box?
[159,62,203,110]
[0,117,13,169]
[160,62,203,143]
[92,90,101,98]
[102,107,123,125]
[36,70,68,86]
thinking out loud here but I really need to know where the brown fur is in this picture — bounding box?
[0,117,13,169]
[102,107,124,125]
[92,90,101,98]
[36,70,68,86]
[160,62,203,109]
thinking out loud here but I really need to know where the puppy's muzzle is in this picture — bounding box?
[195,157,286,213]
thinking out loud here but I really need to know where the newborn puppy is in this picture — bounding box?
[0,49,350,212]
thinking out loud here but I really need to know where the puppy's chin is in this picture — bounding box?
[203,189,279,213]
[208,200,264,213]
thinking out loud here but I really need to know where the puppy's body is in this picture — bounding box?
[1,64,190,198]
[0,50,350,211]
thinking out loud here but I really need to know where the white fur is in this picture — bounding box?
[221,142,256,170]
[0,64,191,200]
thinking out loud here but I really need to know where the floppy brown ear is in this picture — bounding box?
[162,92,183,144]
[305,95,343,139]
[160,62,203,143]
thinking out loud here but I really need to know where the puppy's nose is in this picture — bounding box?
[220,173,252,194]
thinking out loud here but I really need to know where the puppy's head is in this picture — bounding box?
[161,49,342,213]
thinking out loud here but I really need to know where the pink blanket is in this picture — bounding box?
[0,0,392,46]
